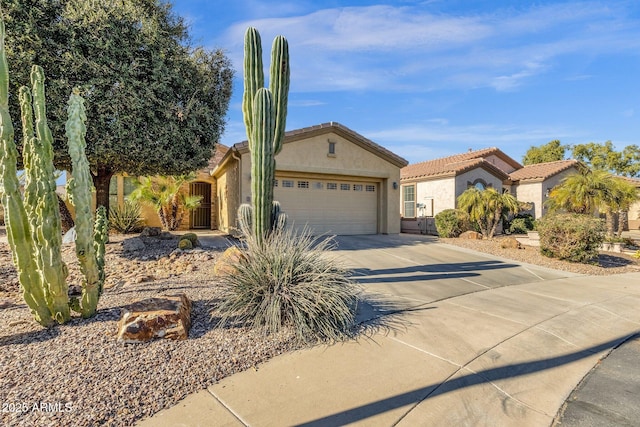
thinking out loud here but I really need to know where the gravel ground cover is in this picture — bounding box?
[0,234,301,427]
[1,230,639,426]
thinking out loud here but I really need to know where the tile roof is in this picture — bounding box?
[204,144,229,173]
[508,159,579,182]
[234,122,408,168]
[401,147,515,180]
[618,175,640,187]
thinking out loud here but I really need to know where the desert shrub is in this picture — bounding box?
[214,227,360,343]
[537,213,605,264]
[508,214,535,234]
[108,201,144,234]
[434,209,469,238]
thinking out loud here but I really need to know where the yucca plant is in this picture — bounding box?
[108,201,144,234]
[214,226,360,343]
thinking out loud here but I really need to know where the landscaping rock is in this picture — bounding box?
[213,246,246,276]
[116,293,192,343]
[123,237,146,252]
[459,231,483,240]
[500,237,522,249]
[140,227,162,237]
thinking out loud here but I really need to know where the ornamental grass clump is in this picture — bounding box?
[214,227,360,343]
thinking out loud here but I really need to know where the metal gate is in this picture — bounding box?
[190,182,211,229]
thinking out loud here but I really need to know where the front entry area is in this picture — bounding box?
[190,182,212,229]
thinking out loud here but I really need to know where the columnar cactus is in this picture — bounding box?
[0,15,107,326]
[66,92,107,318]
[238,27,289,242]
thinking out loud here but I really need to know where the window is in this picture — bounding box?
[366,185,375,192]
[282,180,294,188]
[402,185,416,218]
[274,179,278,187]
[328,141,336,155]
[327,183,337,190]
[340,183,350,191]
[353,184,363,191]
[314,182,323,189]
[297,180,309,189]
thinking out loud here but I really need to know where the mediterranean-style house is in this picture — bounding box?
[399,148,581,234]
[212,122,408,235]
[112,122,408,235]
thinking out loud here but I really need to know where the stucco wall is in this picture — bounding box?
[415,177,456,216]
[455,168,504,198]
[483,154,518,174]
[513,182,542,218]
[238,131,402,234]
[215,158,240,234]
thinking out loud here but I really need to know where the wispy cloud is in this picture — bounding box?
[365,121,581,163]
[215,2,640,93]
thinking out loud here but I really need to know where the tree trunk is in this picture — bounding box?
[57,193,75,233]
[617,211,629,237]
[605,211,615,238]
[92,166,114,214]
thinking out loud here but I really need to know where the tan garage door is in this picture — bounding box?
[274,178,378,235]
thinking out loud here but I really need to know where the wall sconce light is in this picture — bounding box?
[545,188,551,197]
[393,182,398,190]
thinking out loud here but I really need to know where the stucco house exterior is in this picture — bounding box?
[399,148,522,233]
[399,148,583,234]
[506,159,580,219]
[211,122,408,235]
[622,176,640,230]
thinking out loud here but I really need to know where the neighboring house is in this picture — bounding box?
[507,159,580,219]
[212,122,408,235]
[400,148,522,234]
[399,148,583,234]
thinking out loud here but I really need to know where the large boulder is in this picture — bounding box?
[500,237,522,249]
[140,226,162,237]
[116,294,192,343]
[213,246,246,276]
[459,231,483,240]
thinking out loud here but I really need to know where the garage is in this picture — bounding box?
[212,122,408,235]
[274,177,378,235]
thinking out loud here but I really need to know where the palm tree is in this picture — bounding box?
[611,178,640,237]
[546,168,637,238]
[457,187,521,239]
[546,168,612,215]
[128,173,202,231]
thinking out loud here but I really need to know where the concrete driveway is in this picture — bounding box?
[139,234,640,427]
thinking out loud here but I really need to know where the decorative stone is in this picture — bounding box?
[213,246,246,276]
[500,237,522,249]
[140,226,162,237]
[116,294,191,343]
[459,231,483,240]
[123,237,146,252]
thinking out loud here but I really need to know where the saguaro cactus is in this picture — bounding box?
[0,14,107,326]
[238,27,289,242]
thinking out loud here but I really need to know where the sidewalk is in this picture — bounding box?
[137,271,640,427]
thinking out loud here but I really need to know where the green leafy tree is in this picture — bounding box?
[127,173,201,231]
[572,141,640,177]
[456,187,521,239]
[2,0,233,212]
[522,140,567,165]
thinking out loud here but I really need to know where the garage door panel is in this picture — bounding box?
[274,178,377,235]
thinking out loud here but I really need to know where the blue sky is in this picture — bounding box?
[171,0,640,165]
